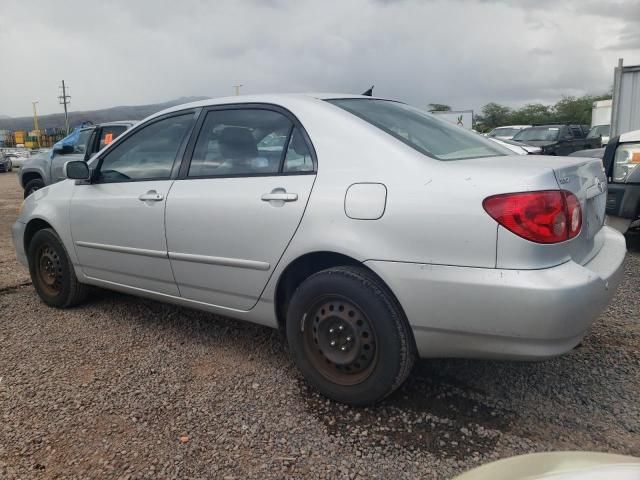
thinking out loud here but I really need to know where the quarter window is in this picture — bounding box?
[283,129,313,173]
[97,114,193,183]
[189,109,293,177]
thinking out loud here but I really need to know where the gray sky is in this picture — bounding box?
[1,0,639,117]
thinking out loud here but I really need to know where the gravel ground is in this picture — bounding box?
[0,171,638,479]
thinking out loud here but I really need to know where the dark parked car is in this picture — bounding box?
[512,124,600,156]
[569,129,640,234]
[0,152,13,172]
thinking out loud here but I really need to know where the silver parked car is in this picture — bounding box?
[11,94,627,405]
[19,121,135,197]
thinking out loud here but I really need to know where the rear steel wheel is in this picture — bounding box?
[286,266,416,406]
[305,297,377,386]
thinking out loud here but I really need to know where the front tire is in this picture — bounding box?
[28,228,88,308]
[286,266,416,406]
[24,178,45,198]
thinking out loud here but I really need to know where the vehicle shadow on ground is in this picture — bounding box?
[86,285,637,460]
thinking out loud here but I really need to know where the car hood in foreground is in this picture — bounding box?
[454,451,640,480]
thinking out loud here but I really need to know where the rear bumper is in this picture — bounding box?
[12,220,28,267]
[365,226,627,360]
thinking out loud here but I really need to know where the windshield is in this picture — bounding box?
[587,125,610,138]
[488,127,521,137]
[327,99,508,160]
[513,127,560,142]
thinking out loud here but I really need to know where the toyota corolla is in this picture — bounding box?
[12,94,627,405]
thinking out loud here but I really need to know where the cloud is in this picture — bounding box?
[0,0,638,118]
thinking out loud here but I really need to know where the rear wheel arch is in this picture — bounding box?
[274,251,408,336]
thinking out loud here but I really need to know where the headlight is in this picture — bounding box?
[613,142,640,182]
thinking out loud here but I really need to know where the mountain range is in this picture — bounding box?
[0,97,209,132]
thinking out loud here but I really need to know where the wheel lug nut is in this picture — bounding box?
[346,336,352,342]
[329,328,334,334]
[330,340,336,347]
[341,346,347,351]
[338,325,344,331]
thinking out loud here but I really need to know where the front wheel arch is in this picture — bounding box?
[24,218,55,256]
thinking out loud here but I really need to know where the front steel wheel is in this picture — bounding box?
[287,266,416,406]
[28,228,88,308]
[35,244,63,297]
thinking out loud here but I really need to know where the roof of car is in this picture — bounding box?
[144,93,385,122]
[494,125,530,129]
[99,120,137,127]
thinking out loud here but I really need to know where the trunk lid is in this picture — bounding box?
[552,157,608,265]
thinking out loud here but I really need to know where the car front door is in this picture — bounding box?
[69,111,197,295]
[165,106,316,310]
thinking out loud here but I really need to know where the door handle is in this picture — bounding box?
[261,192,298,202]
[138,190,164,202]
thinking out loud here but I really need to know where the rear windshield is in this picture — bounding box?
[327,99,508,161]
[489,127,521,137]
[513,127,560,142]
[587,125,610,138]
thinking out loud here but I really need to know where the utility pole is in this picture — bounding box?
[32,101,40,148]
[233,84,243,96]
[58,80,71,134]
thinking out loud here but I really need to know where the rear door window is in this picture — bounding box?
[188,109,293,177]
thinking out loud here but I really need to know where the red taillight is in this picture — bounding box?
[483,190,582,244]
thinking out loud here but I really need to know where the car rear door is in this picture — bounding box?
[69,111,197,295]
[165,105,316,310]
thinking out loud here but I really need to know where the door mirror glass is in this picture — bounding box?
[65,160,90,180]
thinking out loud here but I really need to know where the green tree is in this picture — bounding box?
[427,103,451,112]
[509,103,554,125]
[479,103,511,129]
[554,94,611,125]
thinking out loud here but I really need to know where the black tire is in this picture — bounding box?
[24,178,45,198]
[286,266,416,406]
[27,228,88,308]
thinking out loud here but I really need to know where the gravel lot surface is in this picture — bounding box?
[0,171,638,479]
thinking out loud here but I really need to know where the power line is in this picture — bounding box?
[58,80,71,135]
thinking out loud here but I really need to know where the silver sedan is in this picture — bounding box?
[11,94,627,405]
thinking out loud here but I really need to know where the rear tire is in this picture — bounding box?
[28,228,88,308]
[24,178,45,198]
[286,266,416,406]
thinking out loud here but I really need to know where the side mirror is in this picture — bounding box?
[54,144,74,155]
[65,160,90,180]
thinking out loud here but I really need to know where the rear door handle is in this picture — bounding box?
[261,192,298,202]
[138,190,164,202]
